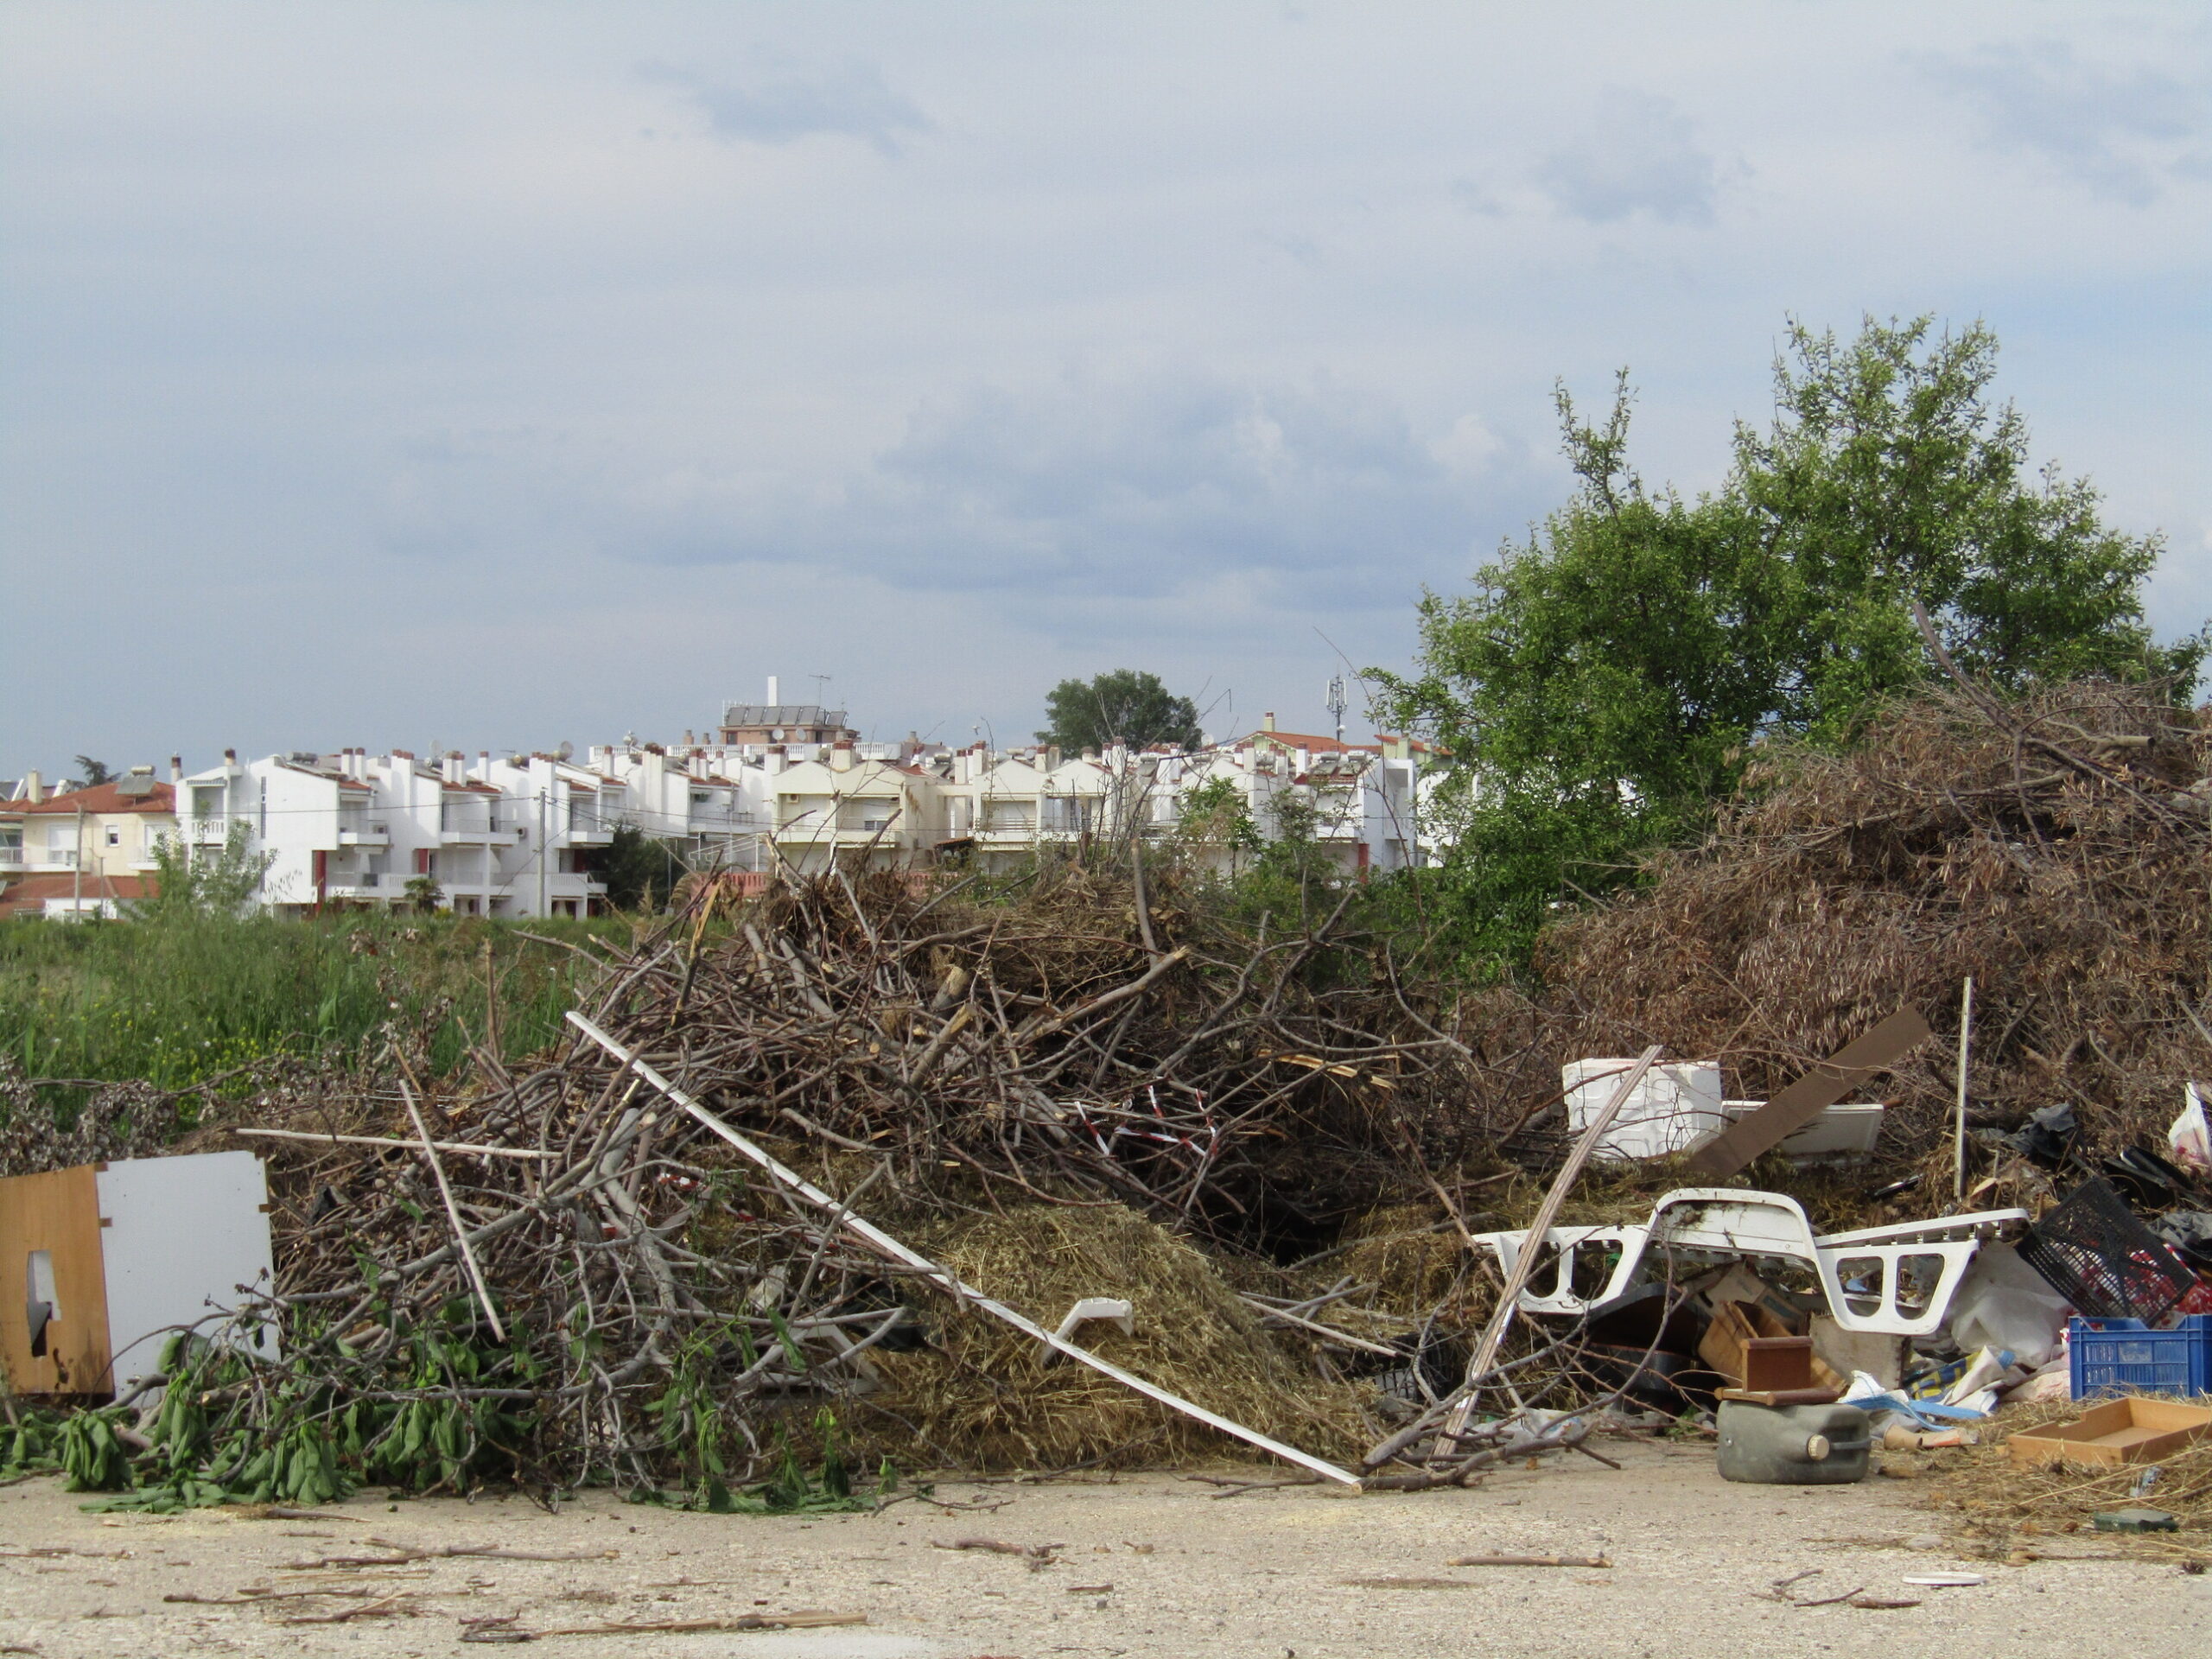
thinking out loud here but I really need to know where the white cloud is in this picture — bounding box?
[1922,40,2206,206]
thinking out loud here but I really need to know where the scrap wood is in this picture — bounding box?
[276,1592,421,1624]
[930,1536,1063,1560]
[1687,1007,1930,1177]
[463,1611,868,1641]
[1340,1576,1475,1590]
[233,1128,554,1159]
[1235,1294,1403,1356]
[1446,1553,1611,1568]
[283,1541,616,1569]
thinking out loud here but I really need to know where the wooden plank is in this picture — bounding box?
[0,1165,112,1396]
[1687,1008,1929,1177]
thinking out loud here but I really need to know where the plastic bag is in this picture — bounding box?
[2173,1084,2212,1172]
[1948,1242,2070,1366]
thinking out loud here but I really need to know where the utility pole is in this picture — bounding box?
[537,788,547,917]
[73,803,85,917]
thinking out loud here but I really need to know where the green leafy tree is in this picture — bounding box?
[1037,670,1204,753]
[1375,315,2203,971]
[599,824,685,913]
[131,823,272,920]
[1170,776,1262,874]
[73,755,113,787]
[402,874,445,914]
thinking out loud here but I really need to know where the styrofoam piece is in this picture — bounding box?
[94,1152,276,1390]
[1562,1059,1724,1161]
[1714,1100,1885,1160]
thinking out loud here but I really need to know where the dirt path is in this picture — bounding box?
[0,1440,2202,1657]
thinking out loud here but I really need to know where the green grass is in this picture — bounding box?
[0,911,632,1090]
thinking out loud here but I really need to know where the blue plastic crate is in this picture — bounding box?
[2069,1314,2211,1399]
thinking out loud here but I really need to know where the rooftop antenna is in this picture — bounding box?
[810,673,833,708]
[1325,673,1348,745]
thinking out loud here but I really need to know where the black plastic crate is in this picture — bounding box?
[2018,1177,2197,1323]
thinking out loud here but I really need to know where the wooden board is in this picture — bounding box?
[2007,1397,2212,1468]
[1688,1008,1929,1176]
[0,1165,112,1396]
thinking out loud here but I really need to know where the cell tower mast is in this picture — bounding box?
[1325,674,1348,745]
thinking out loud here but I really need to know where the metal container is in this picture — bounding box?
[1715,1400,1872,1484]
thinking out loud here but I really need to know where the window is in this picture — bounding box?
[105,825,122,848]
[192,785,225,820]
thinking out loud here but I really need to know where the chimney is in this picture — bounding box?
[223,748,238,772]
[766,674,779,707]
[829,739,855,772]
[765,744,786,775]
[442,752,463,785]
[23,769,41,804]
[168,754,182,784]
[1045,746,1062,771]
[1262,711,1276,733]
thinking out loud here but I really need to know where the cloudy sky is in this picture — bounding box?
[3,3,2208,773]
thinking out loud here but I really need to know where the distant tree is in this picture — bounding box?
[403,874,445,914]
[600,825,685,912]
[1037,671,1205,753]
[73,755,113,787]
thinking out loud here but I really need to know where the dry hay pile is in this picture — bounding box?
[858,1204,1373,1471]
[1923,1400,2212,1564]
[1531,682,2212,1169]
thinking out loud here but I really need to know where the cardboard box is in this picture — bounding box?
[1699,1300,1847,1393]
[2006,1396,2212,1469]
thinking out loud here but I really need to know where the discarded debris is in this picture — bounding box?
[1445,1553,1611,1568]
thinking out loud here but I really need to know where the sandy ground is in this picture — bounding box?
[0,1441,2203,1659]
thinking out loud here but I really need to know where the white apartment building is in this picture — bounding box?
[462,753,613,917]
[588,744,768,870]
[170,749,610,918]
[764,742,946,874]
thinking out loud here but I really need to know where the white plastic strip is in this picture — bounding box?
[566,1012,1362,1488]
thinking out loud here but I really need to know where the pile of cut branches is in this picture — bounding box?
[10,862,1495,1504]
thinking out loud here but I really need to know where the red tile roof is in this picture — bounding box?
[0,873,156,915]
[1236,728,1376,754]
[5,780,175,817]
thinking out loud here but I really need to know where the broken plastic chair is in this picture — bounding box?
[1471,1189,2030,1337]
[1039,1297,1135,1363]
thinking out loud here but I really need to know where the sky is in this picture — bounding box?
[3,3,2209,775]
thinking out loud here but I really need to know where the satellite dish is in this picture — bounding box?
[556,741,575,761]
